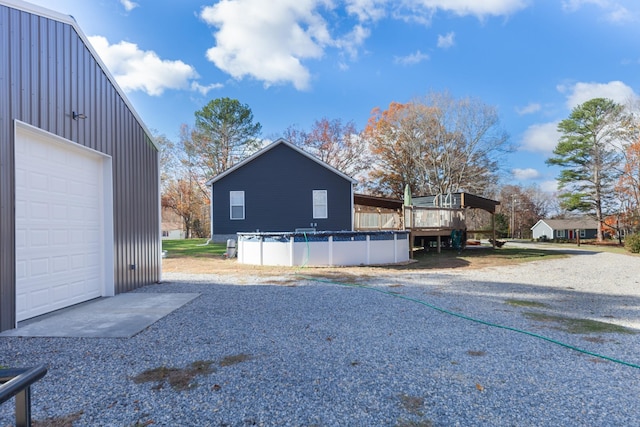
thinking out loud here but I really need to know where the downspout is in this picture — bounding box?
[157,151,162,283]
[210,183,215,239]
[350,182,355,231]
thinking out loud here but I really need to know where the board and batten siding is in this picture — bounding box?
[0,3,160,331]
[212,143,353,234]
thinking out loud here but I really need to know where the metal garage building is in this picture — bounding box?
[0,0,161,331]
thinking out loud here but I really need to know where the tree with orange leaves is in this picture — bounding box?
[161,176,209,238]
[362,91,509,198]
[616,139,640,233]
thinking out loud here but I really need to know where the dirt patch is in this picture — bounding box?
[161,247,546,276]
[132,360,216,391]
[33,411,83,427]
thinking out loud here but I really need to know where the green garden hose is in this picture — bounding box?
[297,275,640,370]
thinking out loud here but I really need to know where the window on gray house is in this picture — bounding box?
[230,191,245,220]
[313,190,328,219]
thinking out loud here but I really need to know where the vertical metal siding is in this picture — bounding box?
[0,4,160,332]
[0,5,14,330]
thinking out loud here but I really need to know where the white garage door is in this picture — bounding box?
[15,123,114,322]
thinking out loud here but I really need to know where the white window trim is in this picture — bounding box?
[556,229,565,238]
[230,190,245,220]
[580,229,586,238]
[313,189,328,219]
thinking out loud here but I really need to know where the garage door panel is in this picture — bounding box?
[52,256,69,272]
[15,127,112,322]
[30,289,50,311]
[50,177,67,194]
[29,258,50,277]
[29,171,49,191]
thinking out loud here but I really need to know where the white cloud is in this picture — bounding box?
[516,102,541,115]
[562,0,608,12]
[199,0,531,91]
[88,36,202,96]
[557,80,637,109]
[540,180,559,193]
[191,81,224,96]
[335,24,371,60]
[394,50,430,65]
[201,0,336,90]
[345,0,388,21]
[520,121,561,153]
[120,0,139,12]
[412,0,529,19]
[562,0,635,23]
[437,32,455,49]
[512,168,541,180]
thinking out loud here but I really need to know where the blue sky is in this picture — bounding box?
[27,0,640,193]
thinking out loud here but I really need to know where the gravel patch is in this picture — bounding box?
[2,248,640,426]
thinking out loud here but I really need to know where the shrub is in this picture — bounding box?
[624,233,640,253]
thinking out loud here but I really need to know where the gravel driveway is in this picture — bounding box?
[2,246,640,426]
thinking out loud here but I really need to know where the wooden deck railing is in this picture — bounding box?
[354,211,401,230]
[354,206,465,231]
[403,206,465,230]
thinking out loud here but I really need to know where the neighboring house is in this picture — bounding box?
[206,139,356,242]
[531,218,599,240]
[0,1,160,331]
[161,208,185,239]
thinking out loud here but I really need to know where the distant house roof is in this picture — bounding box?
[205,138,357,186]
[531,218,599,230]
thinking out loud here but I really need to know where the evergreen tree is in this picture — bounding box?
[546,98,626,241]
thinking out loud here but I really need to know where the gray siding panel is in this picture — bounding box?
[212,143,352,234]
[0,5,14,331]
[0,4,160,331]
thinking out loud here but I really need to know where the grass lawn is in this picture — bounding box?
[161,239,577,274]
[162,239,226,258]
[389,245,569,270]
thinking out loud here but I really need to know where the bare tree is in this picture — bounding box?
[497,184,551,238]
[284,118,372,181]
[364,91,509,198]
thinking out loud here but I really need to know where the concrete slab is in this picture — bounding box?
[0,293,200,338]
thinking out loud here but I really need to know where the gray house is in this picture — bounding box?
[0,1,160,331]
[531,218,599,240]
[207,139,356,241]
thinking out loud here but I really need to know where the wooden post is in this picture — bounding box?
[491,213,496,248]
[409,232,414,259]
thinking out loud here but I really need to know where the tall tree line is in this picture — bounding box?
[164,92,609,239]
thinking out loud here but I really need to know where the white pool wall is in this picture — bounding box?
[237,231,409,267]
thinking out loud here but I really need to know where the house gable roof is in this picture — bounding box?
[206,138,357,186]
[531,218,599,230]
[1,0,157,149]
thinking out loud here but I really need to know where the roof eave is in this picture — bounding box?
[206,138,358,186]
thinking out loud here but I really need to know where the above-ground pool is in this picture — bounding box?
[237,231,410,267]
